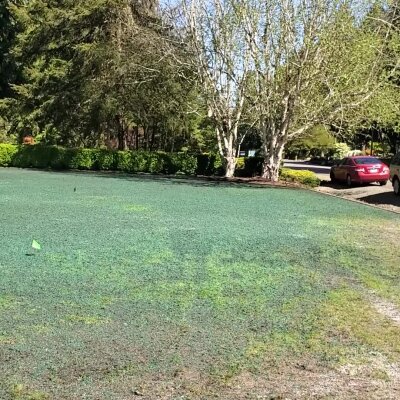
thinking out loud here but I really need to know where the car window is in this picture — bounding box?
[345,158,354,165]
[354,157,380,165]
[339,159,347,165]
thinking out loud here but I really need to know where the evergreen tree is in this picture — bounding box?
[5,0,199,149]
[0,0,21,99]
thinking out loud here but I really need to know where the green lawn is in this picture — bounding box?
[1,168,400,399]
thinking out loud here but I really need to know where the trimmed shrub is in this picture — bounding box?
[243,157,264,176]
[0,144,239,175]
[145,152,165,174]
[196,154,224,176]
[47,147,68,169]
[236,157,246,170]
[166,153,197,175]
[94,149,117,170]
[280,168,321,187]
[12,145,56,168]
[11,146,33,168]
[116,151,133,172]
[0,144,18,166]
[66,148,96,170]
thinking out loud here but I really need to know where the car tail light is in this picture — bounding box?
[355,167,365,172]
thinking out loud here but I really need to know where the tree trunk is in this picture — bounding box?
[224,154,236,178]
[262,141,285,182]
[150,126,156,151]
[134,126,139,150]
[116,115,128,151]
[144,127,149,151]
[216,125,238,178]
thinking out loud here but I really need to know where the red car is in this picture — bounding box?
[330,156,389,187]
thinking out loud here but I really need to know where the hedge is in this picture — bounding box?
[0,145,199,175]
[0,143,18,166]
[242,156,264,176]
[196,153,224,176]
[280,168,321,187]
[0,144,320,185]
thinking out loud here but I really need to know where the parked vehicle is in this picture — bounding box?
[330,156,389,187]
[390,152,400,196]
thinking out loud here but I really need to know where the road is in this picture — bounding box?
[284,160,400,213]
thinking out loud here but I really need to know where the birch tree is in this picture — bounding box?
[182,0,251,177]
[181,0,398,180]
[237,0,399,180]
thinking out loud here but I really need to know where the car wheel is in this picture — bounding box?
[394,178,400,196]
[346,174,352,187]
[330,171,336,182]
[379,180,388,186]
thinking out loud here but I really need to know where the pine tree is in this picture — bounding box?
[6,0,198,149]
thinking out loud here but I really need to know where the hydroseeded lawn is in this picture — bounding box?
[0,168,399,399]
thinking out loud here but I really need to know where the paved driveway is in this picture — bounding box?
[283,160,331,181]
[284,160,400,213]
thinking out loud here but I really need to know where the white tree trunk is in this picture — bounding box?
[216,125,238,178]
[224,154,236,178]
[262,140,286,182]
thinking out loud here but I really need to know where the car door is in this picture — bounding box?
[343,158,355,178]
[335,158,348,180]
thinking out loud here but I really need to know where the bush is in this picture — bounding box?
[329,143,351,159]
[5,146,321,185]
[145,152,165,174]
[166,153,197,175]
[196,154,224,176]
[94,149,117,170]
[243,157,264,176]
[48,147,68,169]
[0,144,200,177]
[236,157,245,170]
[130,151,152,173]
[116,151,133,172]
[11,145,65,169]
[280,168,321,187]
[66,148,96,170]
[0,144,18,166]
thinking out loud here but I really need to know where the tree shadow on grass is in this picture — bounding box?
[32,168,301,190]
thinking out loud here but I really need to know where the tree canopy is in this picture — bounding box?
[1,0,203,150]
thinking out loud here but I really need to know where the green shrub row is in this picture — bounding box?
[0,145,199,175]
[0,143,18,166]
[0,144,320,185]
[280,168,321,187]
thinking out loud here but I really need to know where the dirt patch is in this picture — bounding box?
[368,294,400,326]
[42,362,400,399]
[226,361,400,399]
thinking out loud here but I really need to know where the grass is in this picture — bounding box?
[0,168,400,399]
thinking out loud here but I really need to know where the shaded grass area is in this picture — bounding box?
[0,168,399,399]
